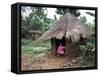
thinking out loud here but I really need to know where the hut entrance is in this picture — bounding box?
[55,37,66,55]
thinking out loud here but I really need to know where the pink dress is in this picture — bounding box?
[57,45,65,54]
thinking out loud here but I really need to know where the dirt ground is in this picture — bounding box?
[21,52,83,71]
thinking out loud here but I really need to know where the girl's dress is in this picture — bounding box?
[57,45,65,55]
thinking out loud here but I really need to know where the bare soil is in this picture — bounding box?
[21,52,82,71]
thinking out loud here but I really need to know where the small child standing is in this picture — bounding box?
[57,43,65,56]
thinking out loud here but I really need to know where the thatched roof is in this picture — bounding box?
[39,13,94,42]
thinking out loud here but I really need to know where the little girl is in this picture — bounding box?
[57,43,65,56]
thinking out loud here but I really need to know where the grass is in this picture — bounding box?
[21,39,51,57]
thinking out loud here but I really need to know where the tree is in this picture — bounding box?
[21,7,47,38]
[86,12,95,17]
[79,16,87,23]
[78,13,95,66]
[21,6,57,38]
[21,16,29,38]
[56,8,80,17]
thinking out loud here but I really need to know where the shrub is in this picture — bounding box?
[79,37,95,66]
[21,39,32,45]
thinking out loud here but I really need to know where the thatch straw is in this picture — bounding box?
[39,13,94,42]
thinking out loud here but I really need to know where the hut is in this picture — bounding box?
[39,13,93,56]
[26,30,42,40]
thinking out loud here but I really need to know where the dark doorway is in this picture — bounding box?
[55,37,66,55]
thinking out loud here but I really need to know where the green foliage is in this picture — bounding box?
[86,42,94,49]
[86,22,95,34]
[79,16,87,23]
[21,39,32,45]
[21,16,30,38]
[79,36,95,66]
[79,45,87,53]
[21,7,57,38]
[80,15,95,32]
[79,16,95,66]
[79,18,95,66]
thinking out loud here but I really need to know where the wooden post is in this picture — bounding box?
[51,38,56,55]
[65,39,68,56]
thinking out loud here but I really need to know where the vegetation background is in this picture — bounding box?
[21,6,96,70]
